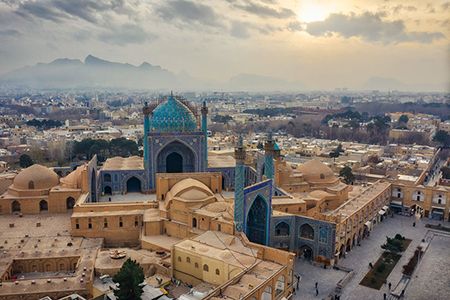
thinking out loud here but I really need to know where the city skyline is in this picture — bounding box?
[0,0,449,90]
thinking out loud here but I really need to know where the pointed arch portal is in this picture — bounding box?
[167,152,183,173]
[126,177,142,193]
[156,140,196,174]
[246,195,268,245]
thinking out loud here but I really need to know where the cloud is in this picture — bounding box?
[0,29,20,37]
[303,11,445,44]
[287,21,302,32]
[99,23,153,45]
[233,1,296,19]
[14,1,68,23]
[392,5,417,14]
[156,0,224,28]
[230,21,251,39]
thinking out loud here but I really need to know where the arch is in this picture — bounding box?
[365,206,369,220]
[340,224,346,238]
[412,190,423,202]
[275,275,286,296]
[28,181,34,189]
[392,187,404,199]
[299,224,314,240]
[195,262,199,268]
[262,285,273,300]
[91,168,97,202]
[346,238,352,251]
[275,221,290,236]
[274,242,289,251]
[222,176,225,190]
[11,201,20,212]
[104,186,112,195]
[320,173,325,179]
[339,244,345,258]
[246,195,268,245]
[215,268,220,275]
[192,217,197,228]
[203,264,209,272]
[178,256,182,262]
[66,197,75,210]
[167,152,183,173]
[370,202,374,214]
[186,257,190,263]
[298,244,313,260]
[156,140,198,174]
[433,193,446,205]
[104,173,111,182]
[39,200,48,212]
[298,207,302,212]
[126,177,141,193]
[347,219,352,234]
[354,214,359,228]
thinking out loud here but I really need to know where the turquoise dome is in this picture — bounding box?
[150,97,197,133]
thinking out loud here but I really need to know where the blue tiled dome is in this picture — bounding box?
[150,97,197,132]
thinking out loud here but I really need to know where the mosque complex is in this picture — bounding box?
[0,95,448,299]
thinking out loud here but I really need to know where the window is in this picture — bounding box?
[104,174,111,182]
[0,205,2,212]
[215,269,220,275]
[195,262,199,268]
[88,218,92,229]
[203,264,209,272]
[135,216,138,227]
[28,181,34,189]
[298,207,302,212]
[178,257,182,262]
[186,257,190,263]
[218,224,221,232]
[285,208,288,212]
[299,224,314,240]
[119,217,123,227]
[104,218,108,228]
[320,173,325,179]
[76,219,79,229]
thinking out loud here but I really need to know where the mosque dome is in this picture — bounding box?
[296,158,336,183]
[150,96,197,133]
[13,164,59,190]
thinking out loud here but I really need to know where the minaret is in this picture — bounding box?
[201,101,208,166]
[143,102,151,167]
[264,130,275,180]
[234,135,246,232]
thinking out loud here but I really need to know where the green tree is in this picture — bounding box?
[339,166,355,184]
[398,115,409,124]
[433,130,449,145]
[19,154,34,168]
[112,258,145,300]
[441,166,450,179]
[381,236,404,255]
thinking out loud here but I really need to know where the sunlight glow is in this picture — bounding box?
[301,2,327,23]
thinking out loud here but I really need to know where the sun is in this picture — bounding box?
[300,2,327,23]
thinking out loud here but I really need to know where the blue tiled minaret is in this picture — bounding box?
[143,102,151,167]
[264,130,275,180]
[201,101,208,166]
[234,135,245,232]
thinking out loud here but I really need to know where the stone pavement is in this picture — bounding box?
[294,213,450,300]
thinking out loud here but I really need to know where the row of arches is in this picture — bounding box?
[11,197,75,213]
[274,222,315,240]
[103,177,142,195]
[249,275,286,300]
[393,188,447,205]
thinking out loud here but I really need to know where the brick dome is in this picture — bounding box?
[297,158,335,183]
[13,164,59,190]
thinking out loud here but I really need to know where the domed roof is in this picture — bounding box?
[297,158,335,183]
[13,164,59,190]
[150,96,197,133]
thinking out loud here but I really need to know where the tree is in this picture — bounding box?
[381,235,404,255]
[398,115,409,124]
[339,166,355,184]
[433,130,449,145]
[112,258,145,300]
[19,154,34,168]
[441,166,450,179]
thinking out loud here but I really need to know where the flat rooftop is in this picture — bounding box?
[99,192,157,203]
[208,155,235,168]
[101,156,144,171]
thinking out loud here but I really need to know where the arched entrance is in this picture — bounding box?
[104,186,112,195]
[346,238,352,251]
[192,217,197,228]
[12,201,20,212]
[90,169,97,203]
[275,221,290,236]
[299,245,313,260]
[339,244,345,258]
[167,152,183,173]
[126,177,141,193]
[156,141,196,173]
[39,200,48,212]
[222,176,225,190]
[246,195,268,245]
[66,197,75,210]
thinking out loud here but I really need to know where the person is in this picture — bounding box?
[400,290,405,298]
[315,282,318,288]
[293,288,296,295]
[315,288,319,296]
[413,222,416,227]
[369,262,373,269]
[388,282,392,290]
[384,293,387,300]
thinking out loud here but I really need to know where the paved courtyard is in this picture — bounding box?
[294,213,450,300]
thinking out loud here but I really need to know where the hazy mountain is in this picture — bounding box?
[226,73,308,91]
[0,55,180,89]
[360,76,448,92]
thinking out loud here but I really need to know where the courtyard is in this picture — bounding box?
[294,213,450,300]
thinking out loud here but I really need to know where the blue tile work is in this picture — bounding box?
[207,166,235,189]
[234,161,245,232]
[270,215,337,260]
[256,152,275,182]
[149,97,197,133]
[100,170,148,194]
[245,166,258,187]
[242,179,272,246]
[147,131,205,190]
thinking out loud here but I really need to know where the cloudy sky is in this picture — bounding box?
[0,0,449,89]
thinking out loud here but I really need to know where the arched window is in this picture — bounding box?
[215,269,220,275]
[66,197,75,210]
[340,224,346,238]
[186,257,190,263]
[203,264,209,272]
[353,215,359,229]
[195,262,199,268]
[347,219,352,233]
[88,218,92,229]
[392,187,403,199]
[413,190,422,202]
[104,173,111,182]
[262,285,273,300]
[433,193,446,205]
[285,208,288,212]
[135,216,138,227]
[12,201,20,212]
[28,181,34,189]
[299,224,314,240]
[218,224,221,232]
[75,219,79,230]
[104,218,108,228]
[320,173,325,179]
[298,207,302,212]
[39,200,48,212]
[275,221,290,236]
[178,257,182,262]
[119,217,123,227]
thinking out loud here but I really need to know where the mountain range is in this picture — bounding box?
[0,55,447,92]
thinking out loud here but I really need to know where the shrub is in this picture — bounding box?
[370,277,377,283]
[376,262,386,273]
[394,234,404,240]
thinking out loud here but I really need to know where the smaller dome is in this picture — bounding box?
[297,158,335,183]
[204,202,229,213]
[13,165,59,190]
[219,251,232,259]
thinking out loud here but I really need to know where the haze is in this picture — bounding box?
[0,0,449,90]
